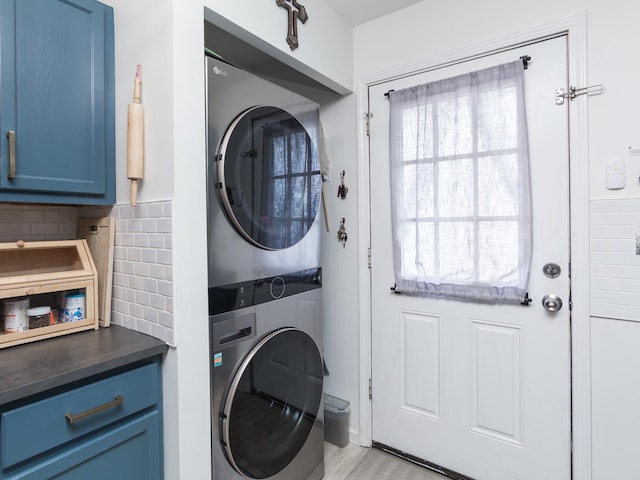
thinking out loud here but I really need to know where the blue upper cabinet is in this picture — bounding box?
[0,0,115,205]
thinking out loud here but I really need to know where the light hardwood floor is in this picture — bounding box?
[323,442,369,480]
[323,442,451,480]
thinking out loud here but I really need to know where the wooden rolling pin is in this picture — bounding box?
[127,66,144,206]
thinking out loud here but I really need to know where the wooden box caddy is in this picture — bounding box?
[0,240,99,349]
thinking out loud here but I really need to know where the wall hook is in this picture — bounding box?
[337,217,348,247]
[337,170,348,199]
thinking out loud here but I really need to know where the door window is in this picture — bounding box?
[388,61,532,303]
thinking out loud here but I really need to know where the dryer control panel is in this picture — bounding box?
[208,268,321,315]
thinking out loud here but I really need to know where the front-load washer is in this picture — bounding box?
[210,277,324,480]
[205,55,322,288]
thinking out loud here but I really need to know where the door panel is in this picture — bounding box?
[369,35,570,480]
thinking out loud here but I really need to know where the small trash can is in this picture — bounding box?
[323,393,351,448]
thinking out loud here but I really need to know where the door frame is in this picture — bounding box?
[355,13,592,479]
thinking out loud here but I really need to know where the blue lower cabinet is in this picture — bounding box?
[0,361,163,479]
[7,412,161,480]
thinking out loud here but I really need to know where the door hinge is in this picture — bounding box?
[555,84,604,105]
[367,247,372,269]
[369,378,372,399]
[365,112,372,136]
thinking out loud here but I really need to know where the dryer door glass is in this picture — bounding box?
[222,328,323,478]
[217,106,321,250]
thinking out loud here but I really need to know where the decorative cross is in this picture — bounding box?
[276,0,308,51]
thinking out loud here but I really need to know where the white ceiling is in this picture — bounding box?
[321,0,423,26]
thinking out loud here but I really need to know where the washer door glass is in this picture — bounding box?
[222,328,323,478]
[217,106,322,250]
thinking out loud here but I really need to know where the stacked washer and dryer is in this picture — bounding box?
[205,56,325,480]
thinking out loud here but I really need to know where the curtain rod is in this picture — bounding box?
[384,54,531,98]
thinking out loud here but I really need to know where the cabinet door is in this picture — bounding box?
[4,411,162,480]
[0,0,115,204]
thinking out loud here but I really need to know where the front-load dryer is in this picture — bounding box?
[205,55,322,288]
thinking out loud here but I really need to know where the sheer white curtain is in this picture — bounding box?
[388,60,532,303]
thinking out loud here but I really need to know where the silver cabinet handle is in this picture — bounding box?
[65,395,124,424]
[6,130,15,179]
[542,294,563,312]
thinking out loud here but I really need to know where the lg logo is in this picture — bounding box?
[212,66,227,77]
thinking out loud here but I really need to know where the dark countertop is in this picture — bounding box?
[0,325,168,406]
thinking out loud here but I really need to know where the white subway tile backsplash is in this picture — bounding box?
[141,249,157,263]
[590,225,623,239]
[110,201,174,345]
[150,323,167,342]
[122,288,137,302]
[20,210,46,223]
[148,203,164,218]
[133,204,149,219]
[134,233,149,248]
[157,249,172,265]
[127,248,142,262]
[134,262,150,277]
[130,303,144,318]
[158,280,172,297]
[113,273,128,288]
[620,198,640,212]
[119,233,135,246]
[159,311,173,328]
[149,294,166,310]
[591,199,640,322]
[156,218,172,233]
[143,306,159,322]
[590,252,628,266]
[143,278,158,293]
[148,233,165,249]
[148,264,165,280]
[591,277,640,294]
[135,290,150,307]
[126,219,142,232]
[591,238,628,253]
[0,205,78,242]
[136,319,152,335]
[129,276,144,290]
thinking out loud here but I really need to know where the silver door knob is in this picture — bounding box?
[542,294,563,312]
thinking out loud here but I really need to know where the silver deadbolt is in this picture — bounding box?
[542,294,563,312]
[543,263,561,279]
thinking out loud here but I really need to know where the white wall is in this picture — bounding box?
[203,0,353,94]
[317,94,361,440]
[108,0,175,204]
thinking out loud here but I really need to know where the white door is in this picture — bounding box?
[369,36,571,480]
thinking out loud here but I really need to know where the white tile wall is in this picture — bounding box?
[0,201,174,345]
[0,204,78,242]
[110,201,174,346]
[591,198,640,321]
